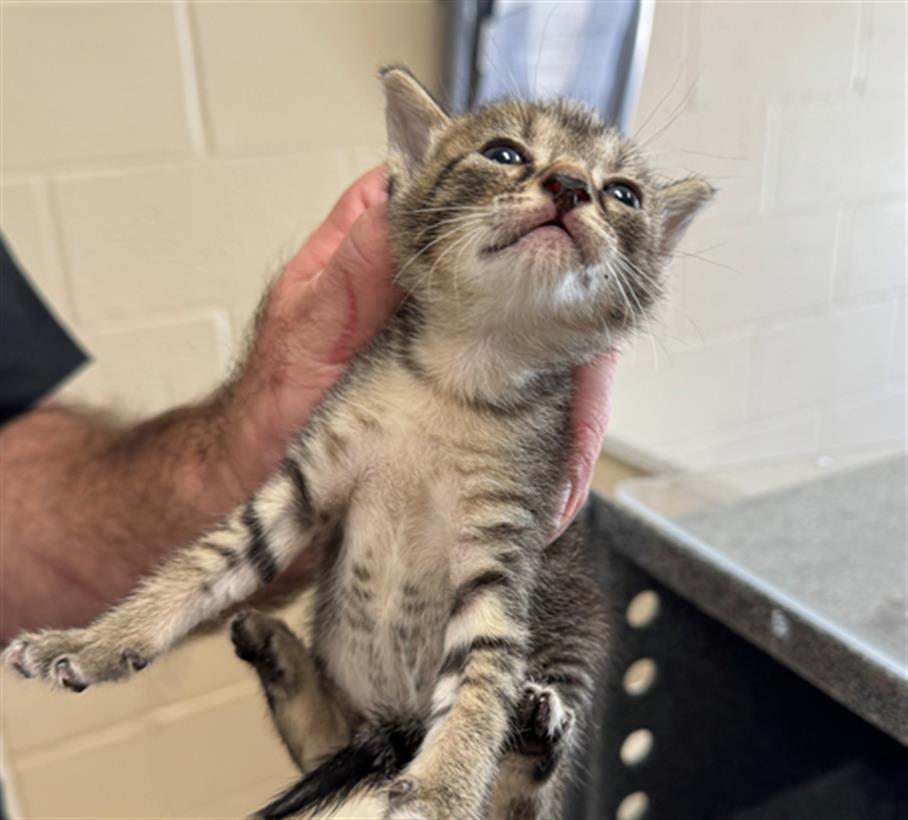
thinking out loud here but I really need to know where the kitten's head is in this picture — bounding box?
[382,67,713,361]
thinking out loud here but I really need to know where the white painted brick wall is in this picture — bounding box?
[53,152,346,325]
[612,335,753,444]
[1,2,193,171]
[692,2,860,105]
[749,301,897,417]
[765,97,905,214]
[835,200,907,298]
[681,212,837,331]
[611,0,907,469]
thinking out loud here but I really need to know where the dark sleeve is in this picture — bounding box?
[0,234,88,425]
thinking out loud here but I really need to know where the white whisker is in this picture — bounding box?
[395,222,479,287]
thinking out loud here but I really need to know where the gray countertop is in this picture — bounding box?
[615,452,908,745]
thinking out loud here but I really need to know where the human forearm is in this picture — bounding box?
[0,399,249,641]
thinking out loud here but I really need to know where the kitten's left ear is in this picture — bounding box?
[658,178,715,256]
[380,66,449,177]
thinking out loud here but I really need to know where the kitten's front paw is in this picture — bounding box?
[3,629,151,692]
[4,630,87,687]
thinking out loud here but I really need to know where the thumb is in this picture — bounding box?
[305,201,400,366]
[551,350,620,540]
[229,202,399,481]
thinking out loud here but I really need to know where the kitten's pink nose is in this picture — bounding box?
[542,171,592,214]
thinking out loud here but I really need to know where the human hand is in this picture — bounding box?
[223,166,400,498]
[552,351,620,540]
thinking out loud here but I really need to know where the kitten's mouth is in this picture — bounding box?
[483,214,575,255]
[536,217,571,234]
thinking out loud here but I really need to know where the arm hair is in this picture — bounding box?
[0,398,251,642]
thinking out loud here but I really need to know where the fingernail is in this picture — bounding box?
[557,481,573,522]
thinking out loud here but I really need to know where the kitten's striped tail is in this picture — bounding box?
[254,718,425,820]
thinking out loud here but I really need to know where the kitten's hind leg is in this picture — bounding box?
[230,610,352,773]
[491,524,608,820]
[491,682,577,820]
[4,458,322,692]
[513,681,575,781]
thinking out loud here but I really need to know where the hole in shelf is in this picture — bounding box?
[623,658,658,696]
[620,728,654,767]
[626,590,660,628]
[616,791,650,820]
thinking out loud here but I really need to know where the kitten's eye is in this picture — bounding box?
[481,142,526,165]
[603,182,641,209]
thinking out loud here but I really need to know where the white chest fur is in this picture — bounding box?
[307,364,483,715]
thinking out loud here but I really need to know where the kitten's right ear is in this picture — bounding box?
[658,177,715,256]
[380,66,449,178]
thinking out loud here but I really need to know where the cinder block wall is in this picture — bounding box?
[610,1,906,470]
[0,2,440,817]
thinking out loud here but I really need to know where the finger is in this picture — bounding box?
[323,165,389,236]
[237,202,399,451]
[570,349,619,443]
[551,351,620,540]
[285,166,388,282]
[305,201,401,366]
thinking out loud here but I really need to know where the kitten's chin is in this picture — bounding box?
[477,240,587,297]
[520,225,583,258]
[475,250,603,325]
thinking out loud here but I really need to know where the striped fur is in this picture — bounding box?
[5,68,712,819]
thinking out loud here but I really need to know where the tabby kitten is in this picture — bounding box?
[4,67,712,820]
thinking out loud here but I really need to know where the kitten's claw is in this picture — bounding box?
[384,784,432,820]
[387,779,414,801]
[3,639,33,678]
[121,649,148,672]
[53,656,88,692]
[383,775,464,820]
